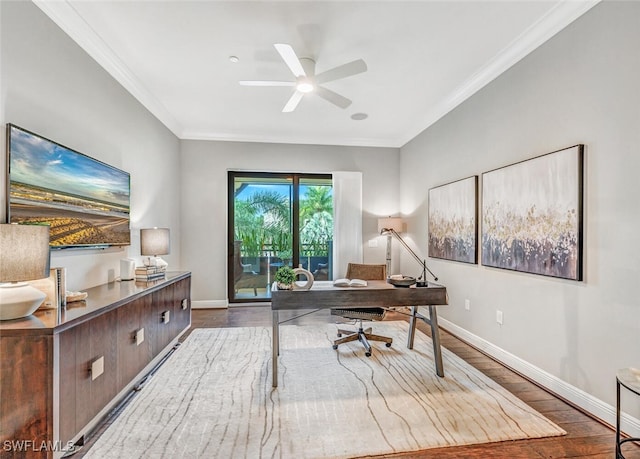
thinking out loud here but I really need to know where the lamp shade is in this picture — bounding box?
[0,224,51,282]
[377,217,404,234]
[140,228,170,256]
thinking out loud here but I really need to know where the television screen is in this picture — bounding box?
[6,124,131,248]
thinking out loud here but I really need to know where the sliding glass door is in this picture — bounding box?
[228,172,333,302]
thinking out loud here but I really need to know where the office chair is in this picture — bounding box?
[331,263,392,357]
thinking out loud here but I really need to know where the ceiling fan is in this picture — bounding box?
[239,44,367,113]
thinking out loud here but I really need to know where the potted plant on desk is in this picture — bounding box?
[275,266,295,290]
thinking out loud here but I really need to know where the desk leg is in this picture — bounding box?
[407,306,418,350]
[272,310,279,388]
[429,305,445,378]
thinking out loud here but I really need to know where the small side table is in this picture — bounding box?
[616,368,640,458]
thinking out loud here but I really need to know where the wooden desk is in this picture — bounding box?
[270,280,448,387]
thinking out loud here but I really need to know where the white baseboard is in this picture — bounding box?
[228,302,270,307]
[439,317,640,438]
[191,300,272,309]
[191,300,227,309]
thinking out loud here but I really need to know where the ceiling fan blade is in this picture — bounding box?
[274,43,306,77]
[282,91,304,113]
[239,80,295,87]
[315,59,367,84]
[315,86,352,109]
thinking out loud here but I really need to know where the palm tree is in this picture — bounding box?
[300,186,333,256]
[300,186,333,225]
[235,190,291,256]
[235,185,333,258]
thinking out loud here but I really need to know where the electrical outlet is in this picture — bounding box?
[464,299,470,311]
[496,310,503,325]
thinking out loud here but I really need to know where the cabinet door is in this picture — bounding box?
[0,335,53,451]
[152,284,175,353]
[117,295,152,391]
[76,309,118,429]
[173,277,192,336]
[58,329,77,444]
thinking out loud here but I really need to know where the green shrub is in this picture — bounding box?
[275,266,295,285]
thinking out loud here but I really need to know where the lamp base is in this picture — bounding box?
[143,256,168,271]
[0,282,47,320]
[415,281,429,288]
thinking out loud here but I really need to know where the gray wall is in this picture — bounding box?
[0,1,183,291]
[400,1,640,423]
[180,140,399,303]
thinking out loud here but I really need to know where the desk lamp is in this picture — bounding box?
[0,224,51,320]
[140,227,170,270]
[378,218,438,287]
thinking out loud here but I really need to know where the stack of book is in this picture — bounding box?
[135,266,166,282]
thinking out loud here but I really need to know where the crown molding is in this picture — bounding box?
[399,0,601,147]
[181,130,401,149]
[34,0,599,148]
[33,0,183,137]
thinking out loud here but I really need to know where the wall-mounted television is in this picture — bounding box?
[6,124,131,249]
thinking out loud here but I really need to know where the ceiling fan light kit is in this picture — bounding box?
[296,80,315,93]
[239,43,367,113]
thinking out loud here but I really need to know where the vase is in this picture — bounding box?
[292,265,314,291]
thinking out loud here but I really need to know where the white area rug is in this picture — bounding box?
[85,322,565,458]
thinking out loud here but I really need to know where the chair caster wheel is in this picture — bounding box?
[337,333,342,337]
[332,345,338,350]
[385,343,392,347]
[365,352,371,357]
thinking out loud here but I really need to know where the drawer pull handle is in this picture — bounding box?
[162,310,170,324]
[90,356,104,381]
[135,328,145,346]
[181,299,188,310]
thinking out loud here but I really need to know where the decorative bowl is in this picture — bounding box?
[388,276,417,288]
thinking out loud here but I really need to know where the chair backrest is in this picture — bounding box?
[346,263,386,281]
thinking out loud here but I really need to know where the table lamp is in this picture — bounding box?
[140,227,170,270]
[0,224,51,320]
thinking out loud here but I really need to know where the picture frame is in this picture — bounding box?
[481,145,584,280]
[428,175,478,264]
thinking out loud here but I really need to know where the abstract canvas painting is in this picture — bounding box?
[481,145,584,280]
[428,176,478,264]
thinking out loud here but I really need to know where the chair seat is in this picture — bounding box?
[331,263,390,357]
[331,307,385,321]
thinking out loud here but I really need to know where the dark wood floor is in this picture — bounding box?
[78,306,639,458]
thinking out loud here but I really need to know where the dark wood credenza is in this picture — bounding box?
[0,271,191,458]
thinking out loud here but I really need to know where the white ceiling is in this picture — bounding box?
[34,1,598,148]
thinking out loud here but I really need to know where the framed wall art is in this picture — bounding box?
[481,145,584,280]
[428,176,478,264]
